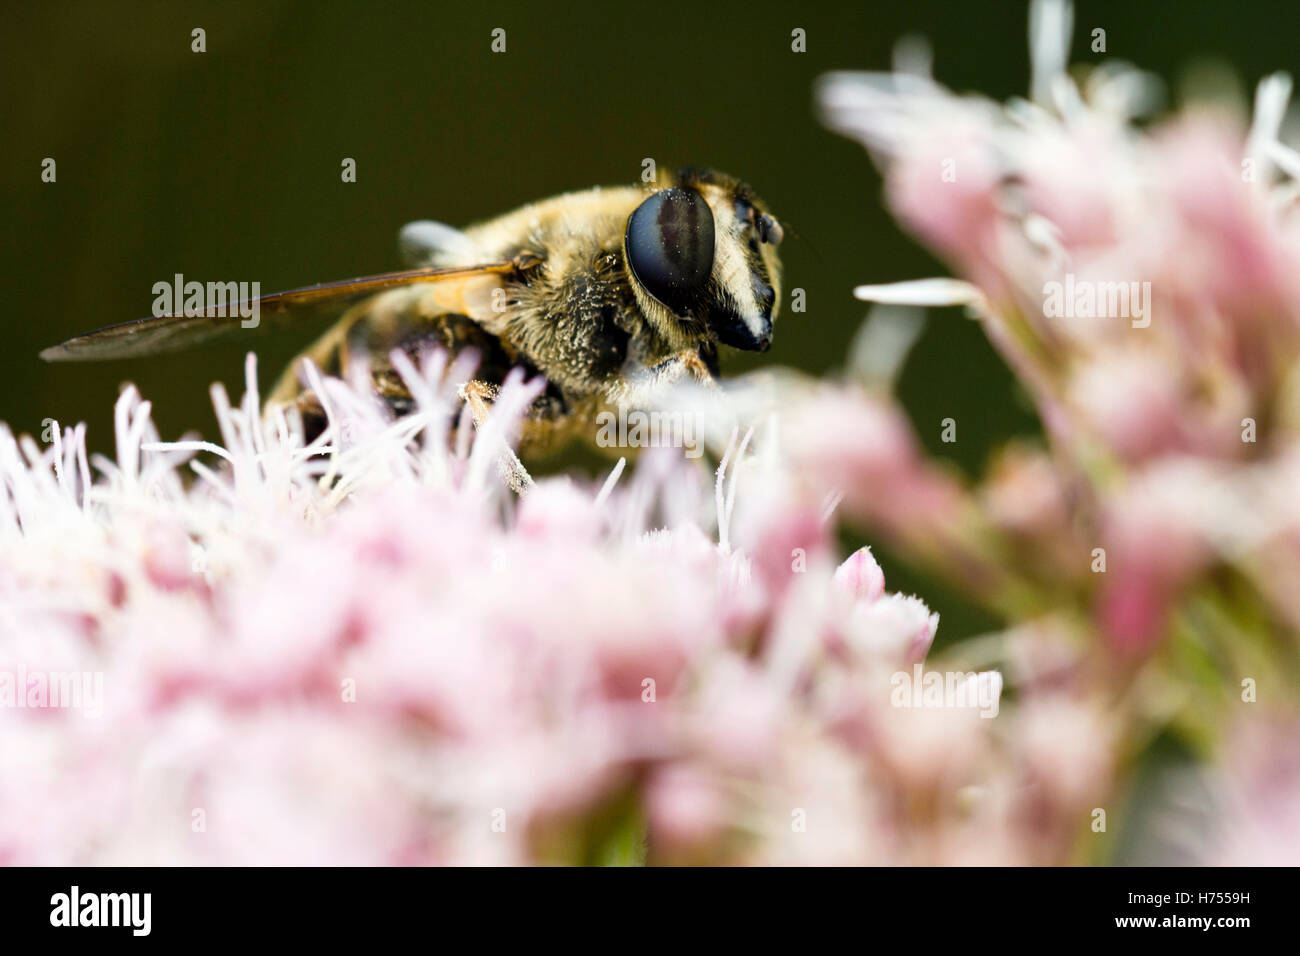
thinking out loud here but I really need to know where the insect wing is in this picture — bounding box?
[40,263,516,361]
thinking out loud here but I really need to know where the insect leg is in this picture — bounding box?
[608,347,719,408]
[459,379,536,494]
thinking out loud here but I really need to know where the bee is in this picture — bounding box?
[42,168,784,486]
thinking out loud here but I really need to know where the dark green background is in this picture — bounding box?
[3,0,1294,637]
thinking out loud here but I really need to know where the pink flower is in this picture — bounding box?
[0,351,991,865]
[833,546,886,604]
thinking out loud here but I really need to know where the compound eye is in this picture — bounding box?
[625,187,715,313]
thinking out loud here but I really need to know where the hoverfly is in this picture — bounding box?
[42,168,785,484]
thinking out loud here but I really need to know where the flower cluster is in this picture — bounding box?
[804,0,1300,861]
[0,351,1020,864]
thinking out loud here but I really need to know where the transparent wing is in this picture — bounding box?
[40,262,516,361]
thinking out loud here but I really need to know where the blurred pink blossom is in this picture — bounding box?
[0,352,1014,865]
